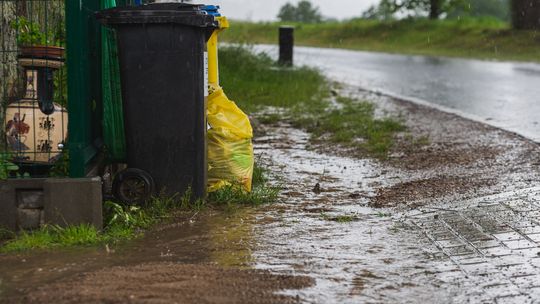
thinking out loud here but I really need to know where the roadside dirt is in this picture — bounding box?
[12,263,313,304]
[354,89,540,208]
[370,176,495,208]
[0,209,314,304]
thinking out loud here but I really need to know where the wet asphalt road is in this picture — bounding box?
[254,44,540,142]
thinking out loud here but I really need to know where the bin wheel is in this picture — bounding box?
[112,168,155,205]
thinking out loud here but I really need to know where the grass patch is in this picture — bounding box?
[257,113,282,124]
[208,184,279,207]
[1,229,56,252]
[0,196,181,253]
[220,46,406,158]
[0,164,279,253]
[222,17,540,63]
[321,213,357,223]
[297,97,405,157]
[209,163,280,207]
[220,45,329,113]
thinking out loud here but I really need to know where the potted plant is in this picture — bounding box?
[10,17,64,59]
[0,153,19,179]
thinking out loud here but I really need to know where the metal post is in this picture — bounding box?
[66,0,102,177]
[279,26,294,66]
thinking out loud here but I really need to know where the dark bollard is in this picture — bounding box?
[279,26,294,66]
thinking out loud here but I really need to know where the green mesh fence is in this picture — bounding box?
[101,0,126,161]
[1,0,68,178]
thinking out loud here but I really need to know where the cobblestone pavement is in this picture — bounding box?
[406,188,540,303]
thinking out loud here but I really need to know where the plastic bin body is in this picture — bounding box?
[97,4,216,200]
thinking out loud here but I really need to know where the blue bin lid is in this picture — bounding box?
[202,5,221,17]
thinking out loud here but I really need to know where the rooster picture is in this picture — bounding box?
[6,112,30,151]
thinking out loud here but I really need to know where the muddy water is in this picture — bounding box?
[252,124,460,303]
[0,210,257,299]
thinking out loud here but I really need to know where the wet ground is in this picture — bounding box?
[249,88,540,303]
[254,44,540,142]
[2,88,540,303]
[0,208,314,303]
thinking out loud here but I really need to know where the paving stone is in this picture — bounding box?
[474,239,504,249]
[504,239,537,250]
[492,232,524,241]
[510,274,540,288]
[481,247,513,257]
[454,255,485,265]
[527,257,540,267]
[482,284,522,300]
[495,294,534,304]
[526,287,540,300]
[511,248,540,258]
[436,239,465,248]
[409,193,540,301]
[498,263,538,278]
[524,211,540,218]
[445,245,476,256]
[521,227,540,234]
[525,233,540,243]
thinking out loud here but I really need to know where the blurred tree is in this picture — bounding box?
[363,0,466,20]
[511,0,540,29]
[447,0,509,21]
[277,1,322,23]
[278,3,297,22]
[362,0,396,20]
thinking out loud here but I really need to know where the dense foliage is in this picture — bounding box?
[277,0,322,23]
[362,0,467,20]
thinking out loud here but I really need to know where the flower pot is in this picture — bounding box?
[19,45,65,60]
[5,99,68,163]
[4,56,68,164]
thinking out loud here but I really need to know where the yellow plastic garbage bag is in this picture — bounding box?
[207,87,254,192]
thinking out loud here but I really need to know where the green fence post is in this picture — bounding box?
[66,0,102,177]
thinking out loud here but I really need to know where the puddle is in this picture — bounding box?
[252,123,456,303]
[0,210,258,300]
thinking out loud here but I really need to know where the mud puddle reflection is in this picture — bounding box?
[252,123,459,303]
[0,209,257,299]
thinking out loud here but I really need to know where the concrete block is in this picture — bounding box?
[17,209,41,230]
[0,181,17,231]
[5,178,46,190]
[43,177,103,229]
